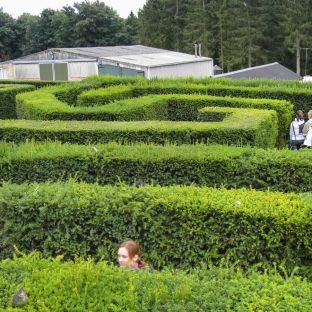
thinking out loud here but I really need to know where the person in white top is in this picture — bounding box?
[289,110,305,150]
[303,110,312,148]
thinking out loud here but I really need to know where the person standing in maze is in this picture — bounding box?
[289,110,305,150]
[302,110,312,148]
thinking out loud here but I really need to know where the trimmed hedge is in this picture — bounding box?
[0,79,63,88]
[0,84,35,119]
[1,253,312,311]
[0,182,312,274]
[16,89,291,133]
[0,107,278,148]
[0,142,311,192]
[55,75,144,105]
[78,76,312,113]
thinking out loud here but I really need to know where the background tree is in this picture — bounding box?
[182,0,219,57]
[74,0,128,46]
[0,8,17,61]
[125,11,140,44]
[283,0,312,74]
[15,13,40,56]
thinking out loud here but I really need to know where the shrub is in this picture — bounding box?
[0,141,311,192]
[0,84,35,119]
[0,106,278,148]
[1,253,312,311]
[0,79,63,88]
[55,75,143,105]
[0,182,312,275]
[16,88,290,141]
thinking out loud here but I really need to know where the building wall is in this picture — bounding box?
[0,63,14,79]
[14,64,40,80]
[147,60,213,79]
[3,61,97,81]
[68,61,98,80]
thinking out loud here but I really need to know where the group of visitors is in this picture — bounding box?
[289,110,312,150]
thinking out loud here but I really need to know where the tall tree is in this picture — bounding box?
[283,0,311,74]
[182,0,219,57]
[0,8,17,61]
[35,9,61,50]
[53,6,78,48]
[125,11,140,44]
[138,0,176,49]
[15,13,41,56]
[74,0,128,46]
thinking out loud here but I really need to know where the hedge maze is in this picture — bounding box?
[1,77,312,309]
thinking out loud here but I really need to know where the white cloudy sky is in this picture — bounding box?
[1,0,147,18]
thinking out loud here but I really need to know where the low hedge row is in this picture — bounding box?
[0,79,63,88]
[16,89,291,133]
[0,142,311,192]
[0,84,36,119]
[0,107,278,148]
[1,253,311,311]
[0,182,311,274]
[54,75,144,105]
[77,85,291,130]
[78,76,311,112]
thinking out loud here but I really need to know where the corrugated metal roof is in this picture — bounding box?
[57,45,169,58]
[103,52,210,68]
[214,62,302,80]
[0,45,212,68]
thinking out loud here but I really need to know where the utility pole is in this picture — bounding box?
[300,47,312,76]
[296,37,300,75]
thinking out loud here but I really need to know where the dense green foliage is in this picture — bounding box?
[0,142,311,192]
[3,1,312,75]
[1,253,312,311]
[0,106,278,148]
[0,79,63,88]
[1,182,312,275]
[0,84,35,119]
[16,80,292,134]
[0,75,311,309]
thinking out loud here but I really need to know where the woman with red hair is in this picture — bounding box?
[117,240,147,270]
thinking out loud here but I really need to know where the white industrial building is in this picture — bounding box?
[0,45,213,81]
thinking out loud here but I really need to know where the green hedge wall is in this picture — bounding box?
[0,142,311,192]
[16,89,291,134]
[0,107,278,148]
[0,84,35,119]
[1,253,311,311]
[54,75,143,105]
[1,182,311,275]
[0,79,63,88]
[78,76,312,113]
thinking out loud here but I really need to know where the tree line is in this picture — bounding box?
[1,0,312,74]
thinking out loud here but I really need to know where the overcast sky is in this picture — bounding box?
[1,0,147,18]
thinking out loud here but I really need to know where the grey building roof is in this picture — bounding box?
[2,45,212,68]
[103,52,210,68]
[214,62,302,80]
[58,45,170,58]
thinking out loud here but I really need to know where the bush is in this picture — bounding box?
[78,76,312,112]
[0,106,278,148]
[16,88,290,140]
[0,79,63,88]
[0,84,35,119]
[55,75,143,105]
[0,253,312,311]
[0,182,312,275]
[0,141,312,192]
